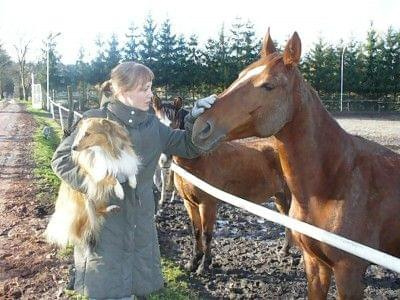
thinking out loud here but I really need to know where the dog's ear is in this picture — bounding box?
[100,119,112,131]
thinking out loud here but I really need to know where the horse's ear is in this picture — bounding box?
[261,28,277,57]
[283,32,302,67]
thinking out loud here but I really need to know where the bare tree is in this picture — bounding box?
[14,39,30,100]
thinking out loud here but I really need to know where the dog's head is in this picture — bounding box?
[72,118,130,157]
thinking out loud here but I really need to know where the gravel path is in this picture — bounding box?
[0,100,70,299]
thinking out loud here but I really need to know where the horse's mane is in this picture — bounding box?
[159,103,177,123]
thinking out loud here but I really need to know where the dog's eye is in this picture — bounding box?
[261,83,274,91]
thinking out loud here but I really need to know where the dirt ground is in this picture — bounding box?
[0,100,70,299]
[0,101,399,299]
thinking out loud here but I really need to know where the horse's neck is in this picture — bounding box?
[275,82,354,205]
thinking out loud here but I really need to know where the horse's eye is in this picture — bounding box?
[261,83,274,91]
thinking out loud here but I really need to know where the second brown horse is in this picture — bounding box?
[153,97,291,274]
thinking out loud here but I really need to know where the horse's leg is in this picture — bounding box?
[197,201,217,274]
[333,261,366,300]
[303,251,332,300]
[170,189,177,203]
[274,192,292,257]
[167,170,176,203]
[183,199,203,272]
[159,167,169,208]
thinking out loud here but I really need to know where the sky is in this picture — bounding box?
[0,0,399,64]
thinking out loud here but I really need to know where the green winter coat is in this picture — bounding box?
[51,100,202,299]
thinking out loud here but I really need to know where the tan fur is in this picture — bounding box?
[45,118,140,250]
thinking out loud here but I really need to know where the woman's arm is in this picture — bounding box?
[158,113,203,159]
[51,129,86,193]
[159,95,217,158]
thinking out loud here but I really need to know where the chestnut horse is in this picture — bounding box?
[192,30,400,299]
[153,99,292,274]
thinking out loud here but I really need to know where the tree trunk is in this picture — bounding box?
[20,64,26,100]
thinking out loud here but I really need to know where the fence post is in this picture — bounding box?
[51,102,55,119]
[59,106,64,132]
[67,86,74,131]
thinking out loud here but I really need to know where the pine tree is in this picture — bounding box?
[173,35,189,93]
[186,34,204,100]
[302,37,327,94]
[139,14,158,73]
[362,23,382,98]
[204,24,233,90]
[242,20,260,65]
[229,19,260,74]
[381,27,400,99]
[106,34,122,71]
[342,39,364,97]
[89,36,108,85]
[156,18,177,95]
[123,23,140,62]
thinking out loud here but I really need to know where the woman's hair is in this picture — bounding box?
[100,62,154,98]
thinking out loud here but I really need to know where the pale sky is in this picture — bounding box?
[0,0,399,64]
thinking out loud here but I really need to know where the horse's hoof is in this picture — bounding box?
[155,208,164,217]
[196,264,210,275]
[185,260,200,272]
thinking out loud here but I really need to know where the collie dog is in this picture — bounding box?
[45,118,140,249]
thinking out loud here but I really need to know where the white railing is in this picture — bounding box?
[49,99,83,131]
[171,162,400,274]
[46,100,400,274]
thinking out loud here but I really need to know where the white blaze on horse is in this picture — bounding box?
[192,30,400,299]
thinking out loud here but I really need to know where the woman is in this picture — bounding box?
[51,62,216,299]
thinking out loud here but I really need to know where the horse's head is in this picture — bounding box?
[192,30,302,151]
[153,95,188,130]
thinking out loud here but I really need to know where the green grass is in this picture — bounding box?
[25,102,199,299]
[150,258,199,299]
[26,103,63,203]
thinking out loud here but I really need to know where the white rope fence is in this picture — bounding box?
[171,162,400,274]
[45,99,400,274]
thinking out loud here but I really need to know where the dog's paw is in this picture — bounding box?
[114,182,125,199]
[105,205,121,213]
[128,175,137,188]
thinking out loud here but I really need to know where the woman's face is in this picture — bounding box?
[120,81,153,111]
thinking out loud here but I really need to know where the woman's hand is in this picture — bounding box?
[190,95,217,118]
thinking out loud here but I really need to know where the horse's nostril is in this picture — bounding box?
[199,121,213,139]
[72,145,77,151]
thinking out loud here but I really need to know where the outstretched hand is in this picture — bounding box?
[191,94,217,118]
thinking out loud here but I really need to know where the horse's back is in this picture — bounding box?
[174,138,284,205]
[345,135,400,256]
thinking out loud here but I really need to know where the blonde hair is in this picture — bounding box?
[100,62,154,98]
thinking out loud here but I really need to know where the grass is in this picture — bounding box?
[25,102,199,299]
[26,102,63,203]
[150,258,199,299]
